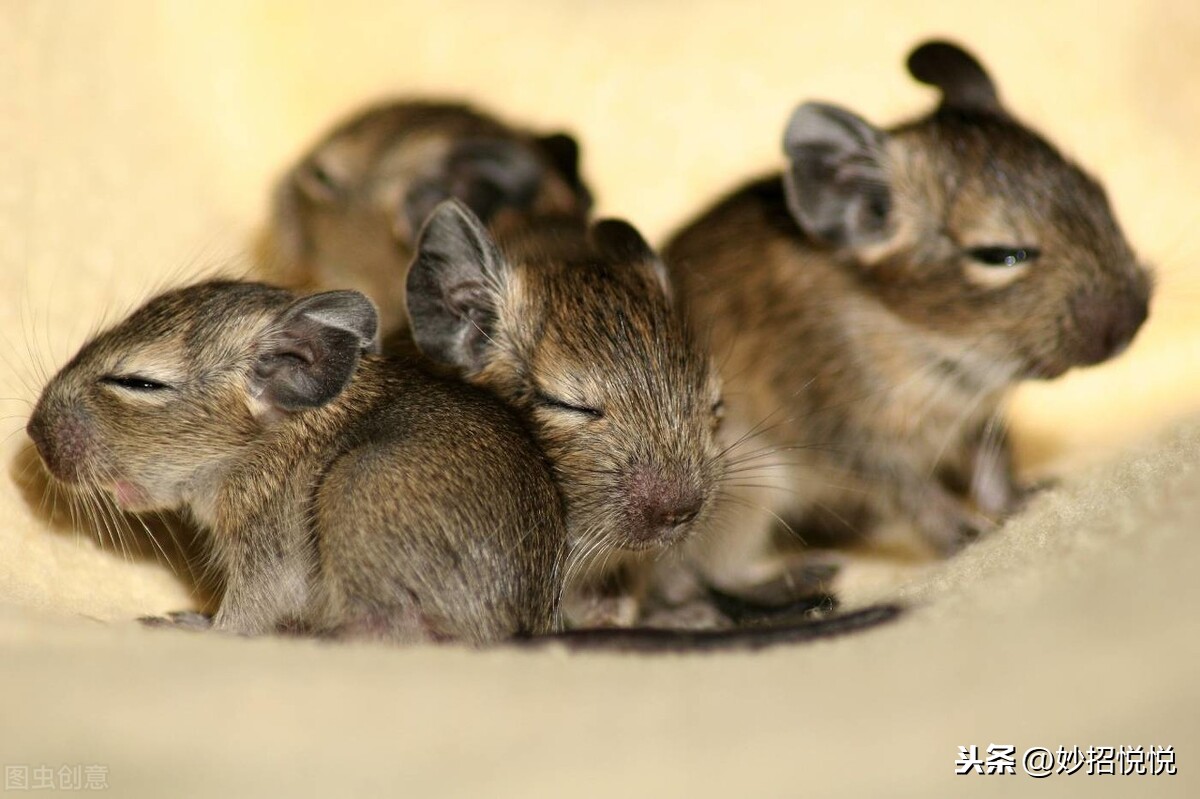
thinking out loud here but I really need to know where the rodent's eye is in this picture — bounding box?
[310,164,337,191]
[297,160,341,203]
[100,375,173,392]
[536,391,603,420]
[965,246,1041,267]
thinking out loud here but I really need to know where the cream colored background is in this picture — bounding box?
[1,1,1197,796]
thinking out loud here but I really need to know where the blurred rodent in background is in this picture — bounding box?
[265,100,592,337]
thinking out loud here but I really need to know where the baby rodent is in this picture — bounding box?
[660,40,1153,589]
[266,100,592,336]
[25,278,899,648]
[406,200,734,623]
[25,280,565,644]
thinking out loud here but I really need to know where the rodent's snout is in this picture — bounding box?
[1069,287,1149,366]
[623,466,705,548]
[26,405,91,483]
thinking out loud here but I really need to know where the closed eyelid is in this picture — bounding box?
[99,375,175,392]
[534,388,604,418]
[110,355,185,385]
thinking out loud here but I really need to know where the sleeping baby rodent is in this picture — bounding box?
[266,99,592,336]
[24,279,899,647]
[405,200,734,624]
[660,40,1153,590]
[24,280,565,644]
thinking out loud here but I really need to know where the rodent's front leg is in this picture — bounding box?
[965,421,1055,518]
[966,421,1022,518]
[211,516,314,636]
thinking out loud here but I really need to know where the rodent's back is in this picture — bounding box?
[316,356,565,641]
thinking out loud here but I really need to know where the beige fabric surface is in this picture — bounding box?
[1,1,1198,796]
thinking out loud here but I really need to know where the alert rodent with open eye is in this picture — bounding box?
[659,40,1153,593]
[24,280,566,644]
[266,100,592,336]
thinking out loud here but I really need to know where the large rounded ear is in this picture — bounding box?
[251,290,380,417]
[907,40,1003,114]
[406,200,508,373]
[591,218,674,303]
[400,139,545,243]
[782,102,891,248]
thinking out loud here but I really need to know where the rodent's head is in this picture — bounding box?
[270,101,592,332]
[26,281,379,513]
[406,201,726,553]
[781,40,1151,380]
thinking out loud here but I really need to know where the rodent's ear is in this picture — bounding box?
[591,218,655,263]
[782,102,891,249]
[907,40,1003,114]
[251,290,380,416]
[400,139,544,244]
[535,132,592,209]
[407,199,507,373]
[590,219,674,303]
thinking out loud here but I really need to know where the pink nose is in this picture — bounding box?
[26,408,90,482]
[625,468,703,544]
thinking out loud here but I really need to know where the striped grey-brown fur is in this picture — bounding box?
[26,280,565,644]
[407,202,728,625]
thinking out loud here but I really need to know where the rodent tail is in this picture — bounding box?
[522,603,903,653]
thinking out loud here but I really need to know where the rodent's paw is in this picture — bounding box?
[702,555,841,622]
[707,584,838,626]
[639,600,730,631]
[975,475,1057,521]
[562,591,641,630]
[919,494,998,556]
[138,610,213,631]
[760,555,841,598]
[1012,477,1059,511]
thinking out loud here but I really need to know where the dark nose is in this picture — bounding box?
[626,468,704,545]
[1069,289,1149,365]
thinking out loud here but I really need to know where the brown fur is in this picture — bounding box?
[265,100,592,334]
[26,281,565,644]
[406,203,728,626]
[659,41,1153,591]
